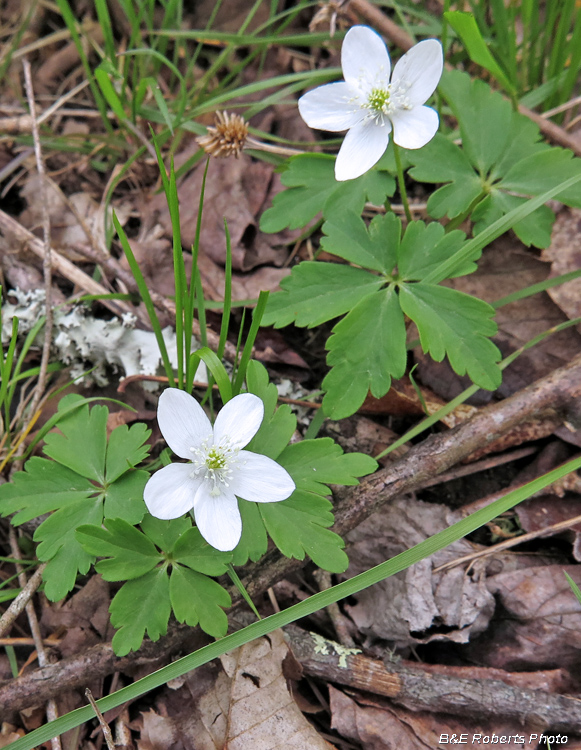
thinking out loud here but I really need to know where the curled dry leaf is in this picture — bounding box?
[329,686,540,750]
[344,497,495,646]
[467,565,581,671]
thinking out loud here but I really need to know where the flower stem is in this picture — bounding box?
[227,563,262,620]
[392,143,412,224]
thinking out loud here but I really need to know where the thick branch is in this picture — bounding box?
[284,627,581,734]
[2,355,581,712]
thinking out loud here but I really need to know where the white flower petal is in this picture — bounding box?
[298,82,365,132]
[230,451,295,503]
[157,388,212,459]
[391,39,443,105]
[390,105,439,149]
[193,488,242,551]
[213,393,264,448]
[144,463,200,519]
[334,117,391,181]
[342,26,391,95]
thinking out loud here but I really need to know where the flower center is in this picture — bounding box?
[367,87,391,113]
[205,446,227,470]
[365,80,413,120]
[190,436,240,496]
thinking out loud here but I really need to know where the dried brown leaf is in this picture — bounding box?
[344,498,495,646]
[329,686,540,750]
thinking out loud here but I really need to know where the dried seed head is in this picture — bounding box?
[197,111,249,158]
[309,1,349,36]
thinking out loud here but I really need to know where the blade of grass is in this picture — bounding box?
[422,170,581,285]
[217,220,233,362]
[11,453,581,750]
[113,213,175,387]
[54,0,112,133]
[232,292,269,397]
[185,159,210,392]
[377,314,581,460]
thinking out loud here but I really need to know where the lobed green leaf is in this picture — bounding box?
[76,519,161,581]
[262,262,383,329]
[399,284,502,390]
[110,569,171,656]
[170,565,230,637]
[260,153,395,233]
[323,288,407,419]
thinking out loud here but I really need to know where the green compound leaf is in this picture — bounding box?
[262,262,384,329]
[441,70,513,175]
[320,212,399,273]
[244,360,296,460]
[102,471,150,525]
[170,565,230,637]
[234,437,376,569]
[471,192,556,249]
[259,491,348,573]
[43,396,108,483]
[76,518,161,581]
[139,514,192,551]
[399,283,502,390]
[172,527,232,576]
[0,397,150,601]
[323,288,407,419]
[278,438,377,495]
[259,152,395,233]
[398,222,475,282]
[106,422,151,483]
[408,70,581,248]
[38,500,103,601]
[110,568,171,657]
[231,500,269,566]
[0,458,95,524]
[77,516,232,654]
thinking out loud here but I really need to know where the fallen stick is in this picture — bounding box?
[2,354,581,712]
[284,626,581,734]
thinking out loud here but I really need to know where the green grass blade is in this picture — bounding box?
[10,454,581,750]
[93,0,115,64]
[217,220,233,362]
[190,347,232,403]
[231,292,269,397]
[54,0,112,132]
[422,170,581,285]
[565,571,581,606]
[0,317,19,415]
[113,212,175,387]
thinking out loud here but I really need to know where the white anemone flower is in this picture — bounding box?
[298,26,443,181]
[144,389,295,552]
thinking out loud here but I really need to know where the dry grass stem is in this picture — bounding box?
[20,59,53,435]
[9,528,62,750]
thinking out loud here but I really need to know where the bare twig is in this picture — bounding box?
[285,626,581,733]
[434,511,581,574]
[9,528,61,750]
[21,59,53,429]
[85,688,116,750]
[0,562,47,639]
[0,208,129,319]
